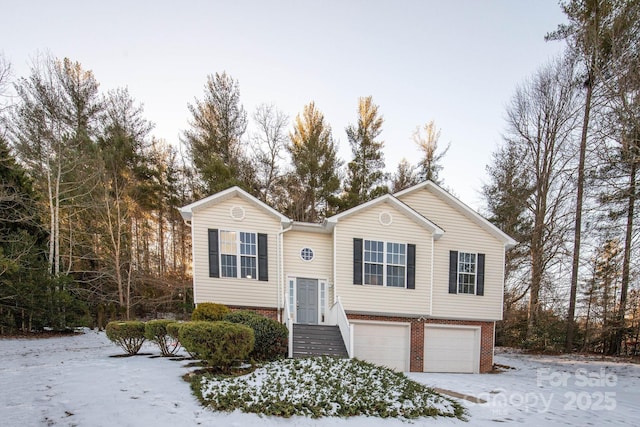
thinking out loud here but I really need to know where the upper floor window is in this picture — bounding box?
[457,252,476,294]
[363,240,406,287]
[219,231,257,279]
[209,229,267,281]
[364,240,385,285]
[300,247,314,261]
[386,242,406,287]
[354,238,416,289]
[449,250,485,296]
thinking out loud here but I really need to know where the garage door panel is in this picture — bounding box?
[424,326,479,373]
[353,322,410,372]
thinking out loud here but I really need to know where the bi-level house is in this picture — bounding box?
[179,181,515,373]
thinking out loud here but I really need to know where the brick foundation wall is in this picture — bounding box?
[347,313,495,373]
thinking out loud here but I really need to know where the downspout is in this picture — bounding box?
[183,218,196,306]
[333,225,338,305]
[429,235,434,316]
[278,222,293,322]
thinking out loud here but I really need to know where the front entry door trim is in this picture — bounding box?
[288,276,328,324]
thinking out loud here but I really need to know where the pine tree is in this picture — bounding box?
[342,96,387,209]
[287,102,341,222]
[0,133,56,332]
[182,72,253,196]
[414,120,449,184]
[390,158,419,193]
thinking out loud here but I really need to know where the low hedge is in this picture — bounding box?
[179,321,254,370]
[145,319,180,356]
[166,321,182,341]
[105,321,146,355]
[224,310,288,361]
[191,302,230,321]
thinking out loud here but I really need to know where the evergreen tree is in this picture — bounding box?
[414,120,449,184]
[182,72,253,196]
[0,134,80,332]
[287,102,341,222]
[390,158,419,193]
[342,96,387,209]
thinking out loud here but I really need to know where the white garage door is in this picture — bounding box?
[353,321,410,372]
[424,326,479,373]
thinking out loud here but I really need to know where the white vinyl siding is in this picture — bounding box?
[283,231,333,311]
[397,189,504,320]
[191,195,280,307]
[334,202,431,316]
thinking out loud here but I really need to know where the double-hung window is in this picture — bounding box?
[219,230,257,279]
[364,240,384,285]
[363,240,407,287]
[457,252,476,294]
[239,232,257,279]
[448,250,484,296]
[386,242,406,287]
[220,231,238,278]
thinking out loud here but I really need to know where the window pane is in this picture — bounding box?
[220,254,237,277]
[240,256,256,279]
[457,252,476,293]
[240,232,256,255]
[387,265,405,287]
[386,242,406,267]
[364,263,383,286]
[220,231,237,254]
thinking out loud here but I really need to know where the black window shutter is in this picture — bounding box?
[353,238,363,285]
[448,251,458,294]
[258,233,268,281]
[476,253,485,296]
[208,229,219,278]
[406,244,416,289]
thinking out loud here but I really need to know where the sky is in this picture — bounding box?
[1,0,567,210]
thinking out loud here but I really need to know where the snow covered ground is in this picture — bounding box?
[1,329,638,426]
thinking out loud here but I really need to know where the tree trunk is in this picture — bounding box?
[158,204,165,275]
[611,160,636,355]
[566,75,593,352]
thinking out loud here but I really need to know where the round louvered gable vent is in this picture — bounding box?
[379,211,393,226]
[230,206,245,221]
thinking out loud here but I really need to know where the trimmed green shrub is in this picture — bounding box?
[179,321,254,370]
[191,302,230,321]
[166,321,197,358]
[105,321,146,355]
[166,321,182,341]
[224,310,288,361]
[145,319,180,356]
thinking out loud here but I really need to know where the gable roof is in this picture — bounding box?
[394,181,517,248]
[326,194,445,239]
[179,186,291,225]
